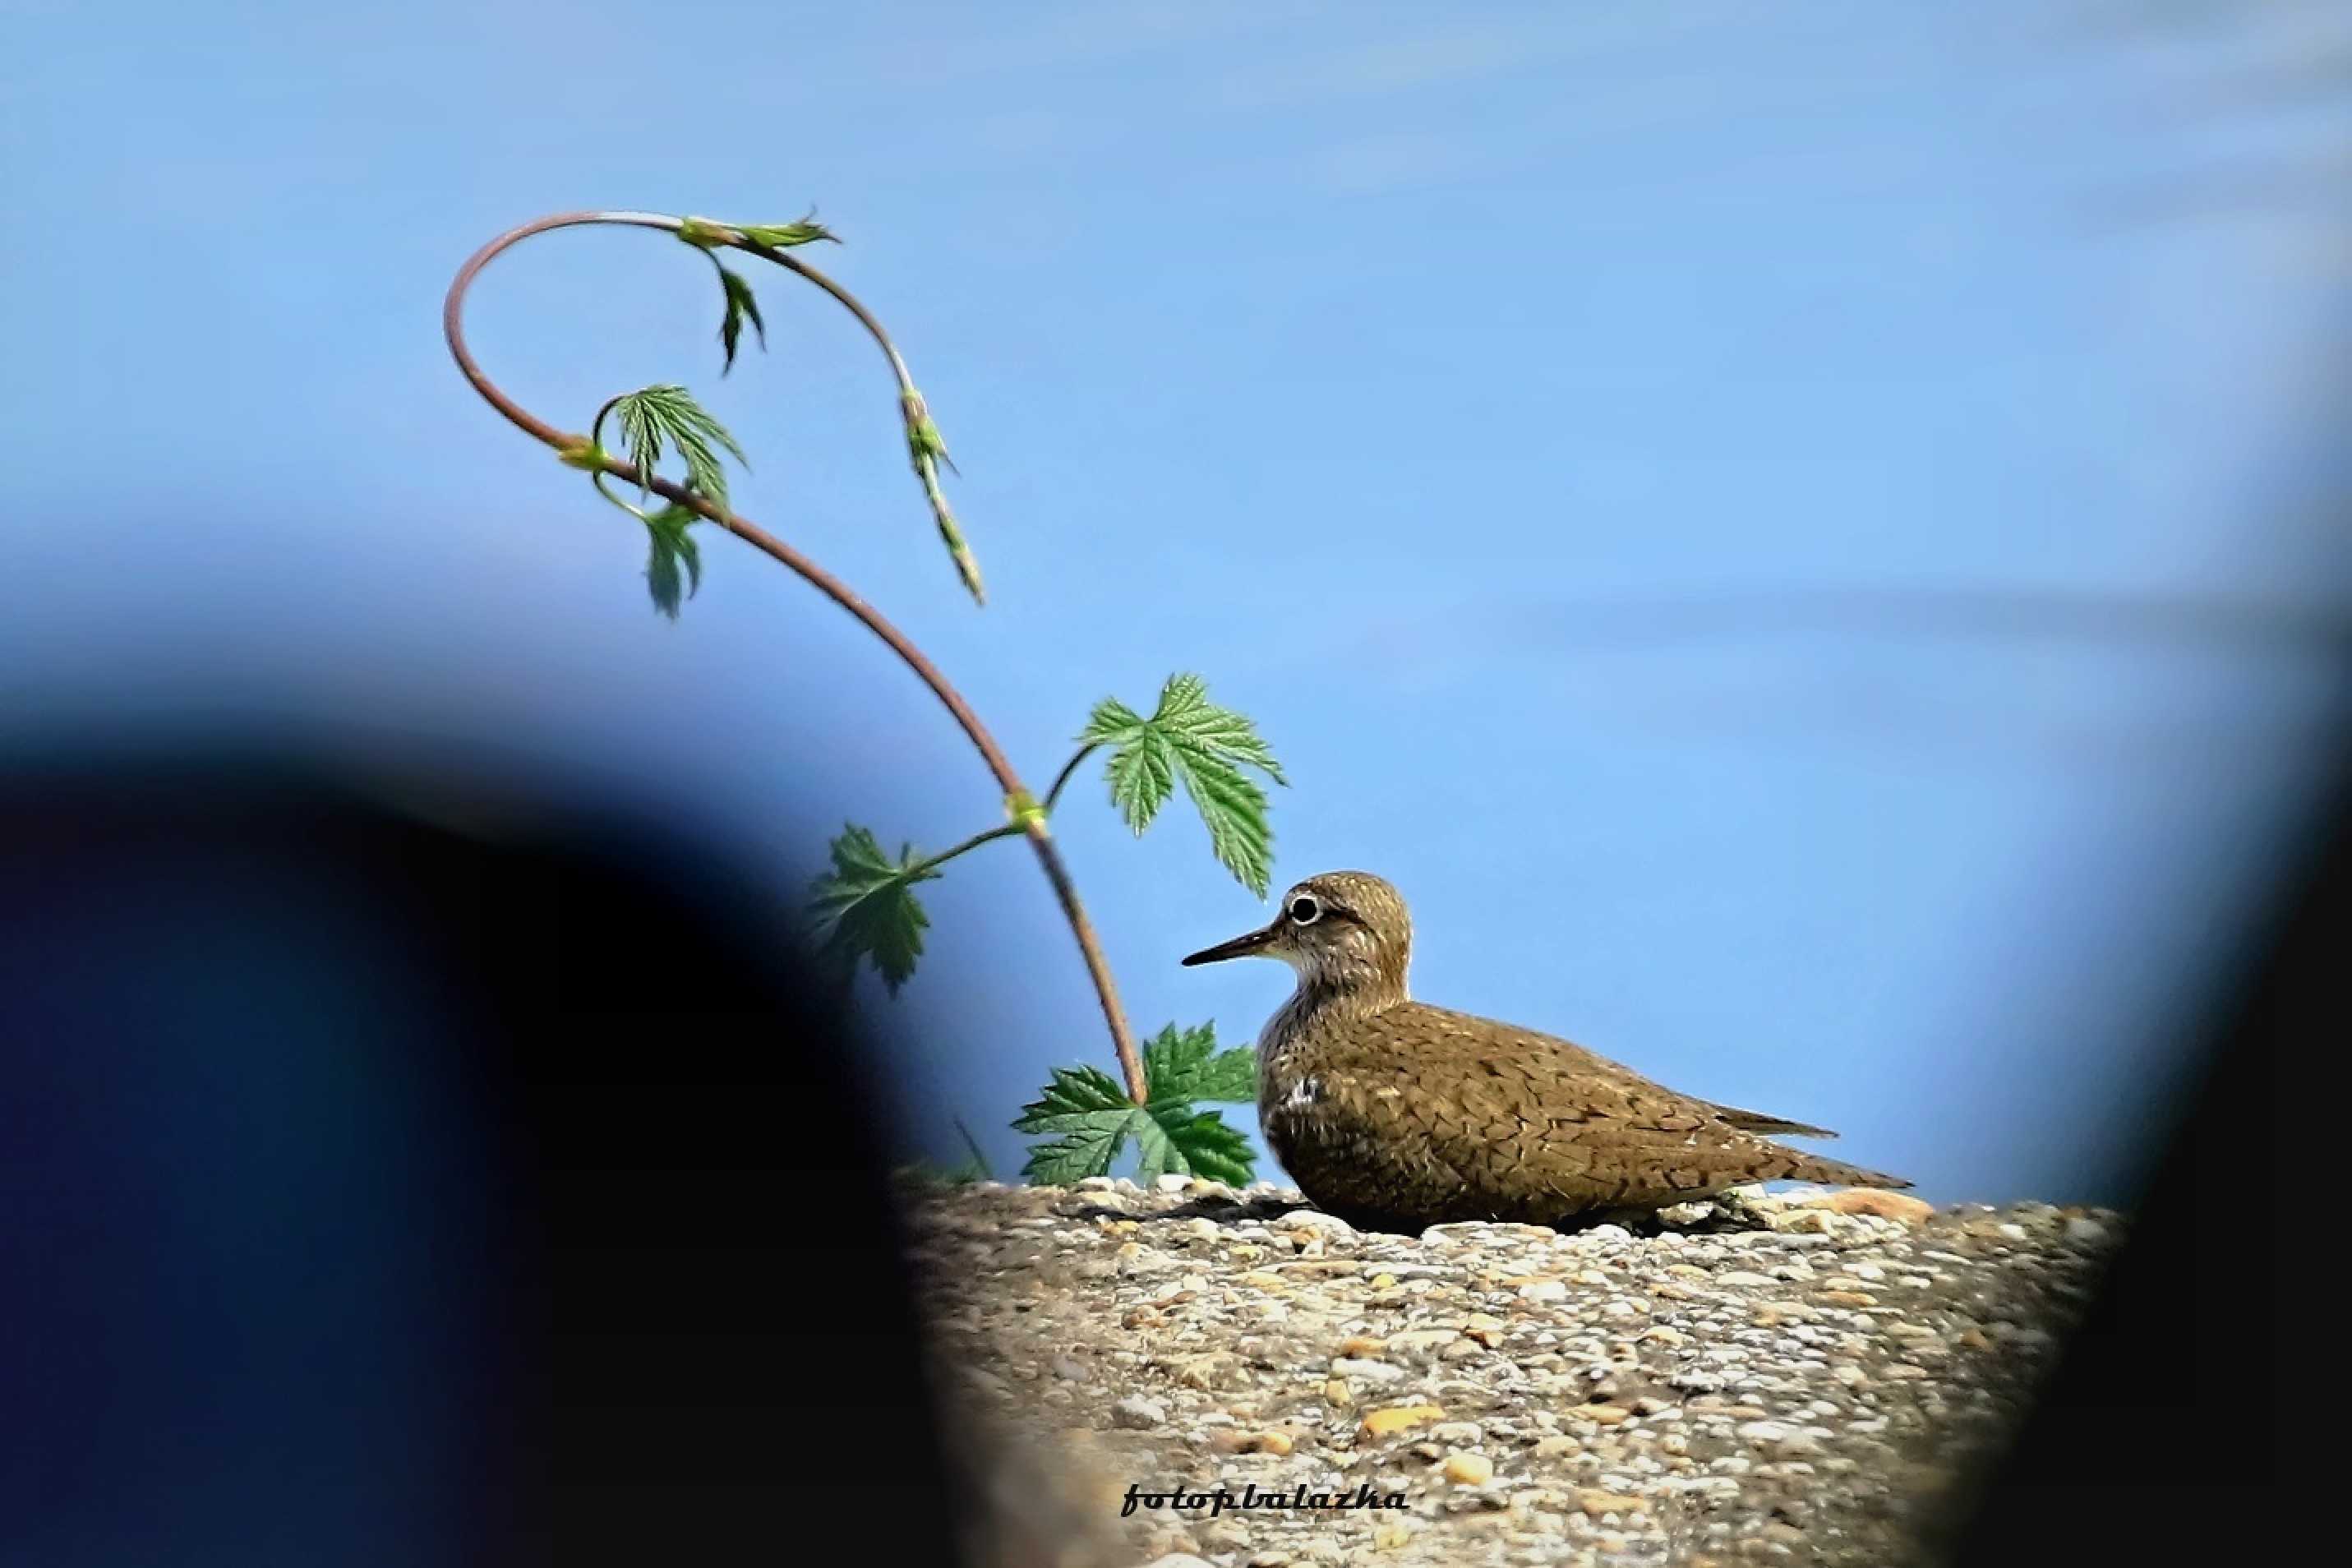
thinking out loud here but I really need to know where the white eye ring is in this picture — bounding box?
[1287,893,1322,925]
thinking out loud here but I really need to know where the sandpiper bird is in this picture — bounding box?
[1182,870,1910,1232]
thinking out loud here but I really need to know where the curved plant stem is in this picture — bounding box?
[905,822,1024,879]
[443,210,1146,1105]
[1043,743,1100,815]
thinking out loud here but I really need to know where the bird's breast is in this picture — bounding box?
[1254,999,1325,1160]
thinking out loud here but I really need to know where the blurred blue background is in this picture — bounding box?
[5,0,2346,1202]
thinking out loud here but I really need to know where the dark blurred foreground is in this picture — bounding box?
[0,747,966,1565]
[0,738,2299,1564]
[1934,759,2305,1558]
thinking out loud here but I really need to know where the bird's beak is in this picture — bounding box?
[1181,920,1280,966]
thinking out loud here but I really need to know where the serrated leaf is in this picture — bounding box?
[1014,1064,1143,1184]
[1014,1058,1260,1187]
[717,266,765,375]
[1128,1109,1182,1185]
[1141,1021,1257,1104]
[640,505,703,620]
[1100,722,1175,835]
[1078,674,1286,894]
[1149,1105,1257,1186]
[1020,1123,1131,1184]
[1174,759,1272,899]
[607,385,749,516]
[1012,1063,1130,1128]
[808,824,939,994]
[1158,675,1286,783]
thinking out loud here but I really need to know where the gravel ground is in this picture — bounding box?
[905,1178,2122,1568]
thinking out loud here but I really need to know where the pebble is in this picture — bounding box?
[1113,1395,1167,1428]
[1359,1404,1446,1439]
[1281,1210,1359,1239]
[902,1181,2119,1568]
[1810,1190,1935,1224]
[1443,1452,1495,1485]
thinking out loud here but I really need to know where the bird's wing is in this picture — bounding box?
[1321,1004,1904,1211]
[1391,1003,1842,1137]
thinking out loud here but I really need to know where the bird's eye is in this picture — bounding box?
[1288,894,1322,925]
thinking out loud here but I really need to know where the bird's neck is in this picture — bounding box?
[1259,970,1408,1069]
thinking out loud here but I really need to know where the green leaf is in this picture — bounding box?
[1146,1104,1256,1186]
[717,266,765,375]
[1079,674,1287,895]
[1141,1021,1257,1104]
[1096,712,1174,834]
[735,216,841,250]
[809,824,940,994]
[1013,1064,1141,1183]
[1013,1060,1261,1187]
[605,385,749,516]
[1012,1063,1132,1132]
[640,504,703,620]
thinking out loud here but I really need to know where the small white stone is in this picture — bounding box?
[1280,1209,1358,1238]
[1766,1209,1831,1234]
[1113,1395,1168,1428]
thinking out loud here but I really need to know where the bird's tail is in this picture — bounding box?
[1791,1151,1912,1190]
[1708,1100,1838,1139]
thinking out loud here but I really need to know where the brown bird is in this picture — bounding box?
[1182,870,1910,1233]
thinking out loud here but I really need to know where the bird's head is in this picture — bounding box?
[1181,869,1411,998]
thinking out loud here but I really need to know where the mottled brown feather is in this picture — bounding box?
[1188,869,1907,1234]
[1262,1000,1907,1231]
